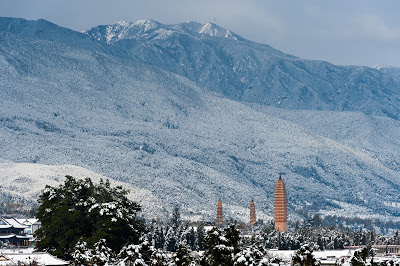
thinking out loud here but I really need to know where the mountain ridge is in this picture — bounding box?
[1,17,400,220]
[84,19,400,120]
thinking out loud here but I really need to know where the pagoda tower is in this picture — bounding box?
[217,198,223,225]
[250,200,256,231]
[274,174,287,231]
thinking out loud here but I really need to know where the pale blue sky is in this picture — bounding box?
[1,0,399,67]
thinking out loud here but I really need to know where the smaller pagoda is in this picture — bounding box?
[250,200,256,231]
[216,198,223,225]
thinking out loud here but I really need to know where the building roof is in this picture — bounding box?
[0,234,15,239]
[1,218,28,230]
[0,225,12,229]
[1,252,69,265]
[15,235,31,239]
[267,249,354,261]
[16,219,40,226]
[0,254,10,265]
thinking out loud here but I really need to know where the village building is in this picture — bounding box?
[0,218,31,247]
[16,219,41,235]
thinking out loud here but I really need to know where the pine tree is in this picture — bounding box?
[233,238,268,266]
[350,247,370,266]
[291,244,320,266]
[224,223,241,254]
[175,244,193,266]
[154,225,166,249]
[201,224,241,266]
[196,223,205,251]
[117,242,147,265]
[164,226,179,252]
[117,239,172,266]
[91,239,114,265]
[35,176,143,260]
[171,206,181,228]
[186,227,196,251]
[72,239,93,266]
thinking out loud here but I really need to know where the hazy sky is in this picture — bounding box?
[1,0,400,67]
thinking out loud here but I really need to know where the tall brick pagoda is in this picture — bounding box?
[274,174,287,231]
[217,198,223,225]
[250,200,256,231]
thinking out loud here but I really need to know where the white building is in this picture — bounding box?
[16,219,41,235]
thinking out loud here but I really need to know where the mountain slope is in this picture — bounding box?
[374,65,400,79]
[84,20,400,120]
[0,163,160,217]
[0,18,400,221]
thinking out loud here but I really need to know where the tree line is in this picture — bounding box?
[26,176,400,265]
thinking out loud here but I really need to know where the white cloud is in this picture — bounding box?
[351,14,400,41]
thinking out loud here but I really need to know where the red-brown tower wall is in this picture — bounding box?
[250,200,256,230]
[217,199,223,225]
[274,177,287,231]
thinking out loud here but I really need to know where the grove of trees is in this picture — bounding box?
[32,176,400,266]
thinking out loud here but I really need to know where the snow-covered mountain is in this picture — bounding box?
[84,19,400,120]
[1,17,400,221]
[374,65,400,79]
[0,163,160,217]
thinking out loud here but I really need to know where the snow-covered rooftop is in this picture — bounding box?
[16,219,40,226]
[1,252,68,265]
[2,218,28,230]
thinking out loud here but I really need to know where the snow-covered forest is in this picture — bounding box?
[1,17,400,221]
[3,176,393,266]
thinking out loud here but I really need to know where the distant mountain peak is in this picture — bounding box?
[133,19,160,30]
[198,22,238,40]
[373,64,400,70]
[113,20,133,27]
[83,19,243,44]
[373,65,392,70]
[373,65,400,77]
[83,19,164,43]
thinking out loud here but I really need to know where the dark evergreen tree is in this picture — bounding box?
[154,225,166,249]
[317,235,323,251]
[196,222,206,251]
[165,226,179,252]
[175,244,193,266]
[186,226,196,251]
[223,223,241,254]
[312,214,322,228]
[350,247,370,266]
[201,226,234,266]
[117,239,166,266]
[291,244,320,266]
[91,238,115,265]
[35,176,143,260]
[71,239,93,266]
[171,206,181,228]
[233,237,269,266]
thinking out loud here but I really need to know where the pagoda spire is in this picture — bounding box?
[217,198,223,225]
[250,199,256,231]
[274,175,287,231]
